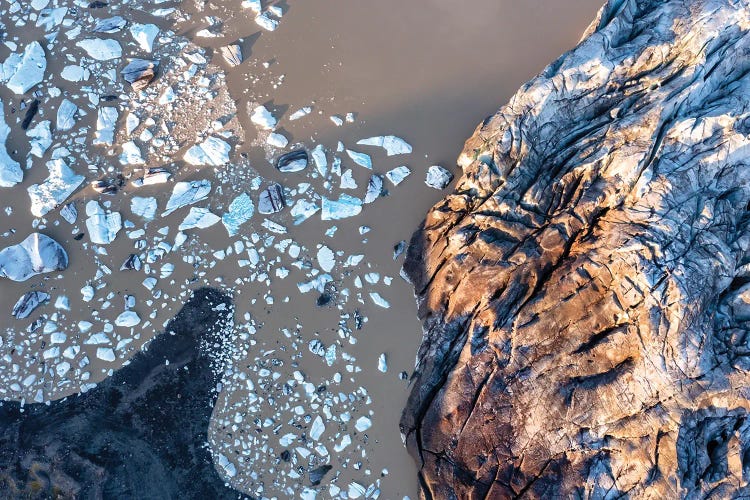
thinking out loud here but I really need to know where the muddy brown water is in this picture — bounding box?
[0,0,604,497]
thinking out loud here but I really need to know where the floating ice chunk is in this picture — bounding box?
[12,291,50,319]
[85,201,122,245]
[348,483,367,499]
[96,347,116,362]
[266,132,288,148]
[290,199,319,225]
[130,196,157,221]
[357,135,412,156]
[258,183,285,214]
[311,144,327,176]
[184,136,231,166]
[251,105,276,130]
[276,149,308,172]
[289,106,312,121]
[340,169,357,189]
[216,454,237,478]
[346,149,372,169]
[27,121,52,158]
[386,165,411,186]
[130,23,159,52]
[125,113,140,135]
[27,159,84,217]
[262,219,287,234]
[298,274,332,294]
[220,44,243,66]
[163,180,211,215]
[119,141,144,165]
[310,416,325,441]
[93,107,118,146]
[56,99,77,131]
[378,353,387,373]
[330,115,344,127]
[121,59,158,91]
[321,194,362,220]
[0,102,22,187]
[241,0,262,12]
[93,16,126,33]
[355,415,372,432]
[344,254,364,267]
[317,245,335,272]
[425,165,454,189]
[61,65,89,82]
[334,434,351,453]
[179,207,220,231]
[255,13,279,31]
[369,292,390,308]
[0,233,68,282]
[81,286,95,302]
[76,39,122,61]
[6,41,46,94]
[222,193,254,236]
[60,203,77,224]
[364,174,383,204]
[115,311,140,327]
[36,7,68,32]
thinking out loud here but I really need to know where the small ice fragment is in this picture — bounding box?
[119,141,144,165]
[222,193,254,236]
[242,0,262,12]
[290,199,319,225]
[310,416,325,441]
[163,180,212,216]
[0,102,22,187]
[121,59,158,91]
[276,149,308,173]
[93,16,126,33]
[425,165,454,190]
[6,41,47,94]
[357,135,412,156]
[76,39,122,61]
[258,183,285,214]
[251,105,276,130]
[355,416,372,432]
[130,23,159,52]
[289,106,312,120]
[386,165,411,186]
[220,44,243,66]
[216,454,237,478]
[85,201,122,245]
[321,194,362,220]
[255,13,279,31]
[12,291,50,319]
[56,99,78,131]
[330,115,344,126]
[340,169,357,189]
[369,292,390,308]
[317,245,335,272]
[378,353,387,373]
[364,174,383,204]
[184,136,231,166]
[179,207,221,231]
[27,159,84,217]
[266,132,288,148]
[346,149,372,169]
[96,348,116,362]
[130,196,157,221]
[311,144,327,176]
[115,311,140,327]
[93,107,118,146]
[27,121,52,158]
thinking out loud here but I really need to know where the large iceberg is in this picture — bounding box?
[0,233,68,282]
[0,102,22,187]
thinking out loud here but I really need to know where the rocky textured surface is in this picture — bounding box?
[0,288,237,499]
[401,0,750,497]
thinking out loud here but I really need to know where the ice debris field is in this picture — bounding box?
[0,0,455,499]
